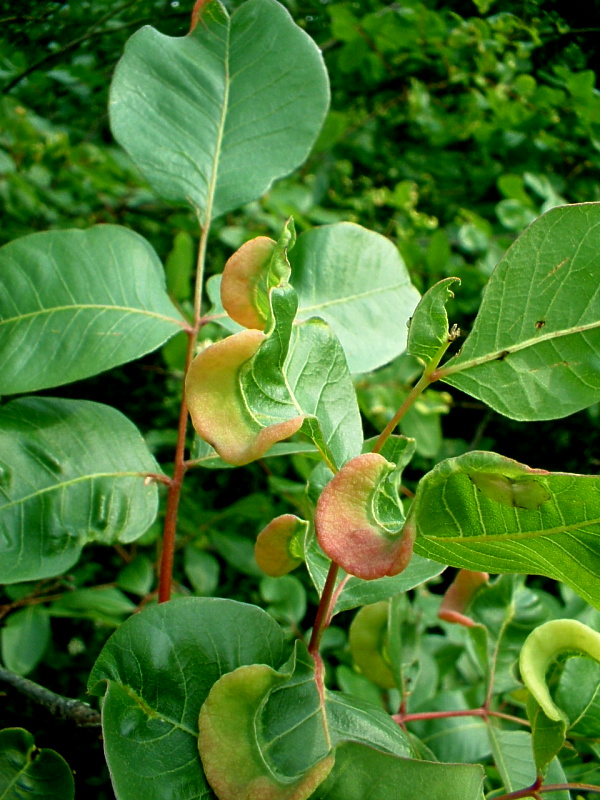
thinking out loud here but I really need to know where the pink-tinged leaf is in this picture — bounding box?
[438,570,489,627]
[221,237,277,330]
[255,515,308,577]
[315,453,415,580]
[186,331,305,466]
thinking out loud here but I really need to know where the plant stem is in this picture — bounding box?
[372,340,451,454]
[309,562,340,655]
[157,174,214,600]
[493,777,600,798]
[394,707,529,726]
[0,667,101,727]
[157,329,195,603]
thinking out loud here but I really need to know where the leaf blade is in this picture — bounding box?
[0,226,183,394]
[110,0,329,219]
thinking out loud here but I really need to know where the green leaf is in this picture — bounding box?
[487,729,569,799]
[324,690,413,756]
[49,587,136,624]
[1,607,50,676]
[555,652,600,737]
[110,0,329,219]
[305,533,445,614]
[526,696,566,774]
[260,575,307,625]
[407,277,460,367]
[165,231,195,302]
[184,547,220,596]
[438,203,600,420]
[0,397,161,583]
[349,602,395,689]
[309,741,484,800]
[406,450,600,610]
[199,641,334,800]
[89,597,286,800]
[117,555,154,597]
[0,728,74,800]
[0,226,184,394]
[290,223,420,373]
[468,575,554,694]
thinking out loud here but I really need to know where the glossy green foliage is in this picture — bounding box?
[0,397,160,583]
[89,598,286,800]
[310,742,484,800]
[0,226,183,394]
[110,0,329,219]
[407,450,600,609]
[439,204,600,420]
[0,728,74,800]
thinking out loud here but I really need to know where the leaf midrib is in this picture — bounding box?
[0,471,150,513]
[0,305,184,328]
[421,515,600,544]
[439,319,600,378]
[116,681,198,737]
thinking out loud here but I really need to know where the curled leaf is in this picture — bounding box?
[255,514,308,577]
[198,648,334,800]
[520,618,600,725]
[315,453,415,580]
[438,570,489,627]
[221,237,277,329]
[186,331,305,466]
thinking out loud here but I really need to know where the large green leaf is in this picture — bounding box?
[0,226,184,394]
[109,0,329,220]
[0,728,74,800]
[89,598,286,800]
[406,450,600,610]
[309,741,484,800]
[290,223,420,373]
[438,203,600,420]
[0,397,161,583]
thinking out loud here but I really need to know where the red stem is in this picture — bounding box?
[394,707,529,726]
[157,330,196,603]
[491,776,600,799]
[308,563,340,655]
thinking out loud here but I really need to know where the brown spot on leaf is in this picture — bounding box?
[543,257,569,280]
[535,320,546,330]
[497,350,510,362]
